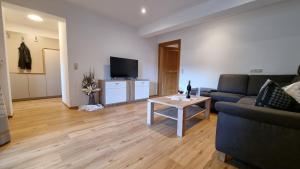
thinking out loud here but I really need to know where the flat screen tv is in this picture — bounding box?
[110,57,138,78]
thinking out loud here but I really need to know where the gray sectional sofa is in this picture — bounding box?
[201,74,297,110]
[201,74,300,169]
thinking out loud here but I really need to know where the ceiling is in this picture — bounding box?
[64,0,209,27]
[3,6,59,33]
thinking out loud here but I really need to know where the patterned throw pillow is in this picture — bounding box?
[255,79,295,110]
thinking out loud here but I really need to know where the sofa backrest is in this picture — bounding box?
[218,74,249,95]
[247,75,295,96]
[291,76,300,83]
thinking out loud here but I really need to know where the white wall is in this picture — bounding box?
[0,0,158,107]
[5,23,58,39]
[6,31,59,73]
[157,0,300,91]
[58,21,70,106]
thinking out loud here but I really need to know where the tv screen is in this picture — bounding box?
[110,57,138,78]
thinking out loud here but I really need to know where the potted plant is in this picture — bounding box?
[82,70,100,105]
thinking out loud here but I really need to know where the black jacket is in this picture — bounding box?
[18,42,32,70]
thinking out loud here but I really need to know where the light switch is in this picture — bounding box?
[74,63,79,70]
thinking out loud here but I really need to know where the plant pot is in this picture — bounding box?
[88,93,96,105]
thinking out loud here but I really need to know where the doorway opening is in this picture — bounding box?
[158,39,181,96]
[1,3,70,116]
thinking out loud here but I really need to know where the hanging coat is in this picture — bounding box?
[18,42,32,70]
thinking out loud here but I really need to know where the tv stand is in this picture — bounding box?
[98,79,150,106]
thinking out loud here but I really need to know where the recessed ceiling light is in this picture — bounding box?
[141,7,147,14]
[27,14,44,22]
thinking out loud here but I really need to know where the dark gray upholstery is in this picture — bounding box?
[237,96,256,105]
[217,74,249,95]
[200,74,296,110]
[291,76,300,83]
[202,74,300,169]
[247,75,295,96]
[216,102,300,129]
[216,111,300,169]
[211,92,244,103]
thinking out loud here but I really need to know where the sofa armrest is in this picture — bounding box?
[215,102,300,130]
[200,88,217,97]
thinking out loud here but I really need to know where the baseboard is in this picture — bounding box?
[61,101,78,109]
[13,96,62,102]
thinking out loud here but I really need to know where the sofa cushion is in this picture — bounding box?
[215,101,300,130]
[247,75,295,96]
[211,92,244,103]
[237,96,256,105]
[283,81,300,104]
[217,74,249,95]
[255,79,295,110]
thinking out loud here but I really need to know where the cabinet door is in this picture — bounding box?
[135,81,150,100]
[105,82,127,104]
[105,81,126,89]
[10,74,29,99]
[28,75,47,98]
[44,49,61,96]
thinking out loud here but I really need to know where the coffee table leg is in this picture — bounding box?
[205,99,211,119]
[147,101,154,126]
[177,108,186,137]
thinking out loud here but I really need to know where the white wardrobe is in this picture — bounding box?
[10,49,61,100]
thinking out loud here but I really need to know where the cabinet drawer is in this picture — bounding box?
[135,81,149,87]
[105,81,126,89]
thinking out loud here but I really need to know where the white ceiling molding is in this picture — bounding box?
[139,0,286,37]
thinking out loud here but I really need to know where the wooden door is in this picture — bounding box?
[158,40,180,96]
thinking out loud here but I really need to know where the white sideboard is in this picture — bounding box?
[99,79,150,106]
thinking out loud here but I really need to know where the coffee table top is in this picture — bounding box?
[148,95,210,109]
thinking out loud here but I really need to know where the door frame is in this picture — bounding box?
[157,39,181,96]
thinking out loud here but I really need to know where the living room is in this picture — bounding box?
[0,0,299,169]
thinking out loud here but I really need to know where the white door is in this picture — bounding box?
[44,49,61,97]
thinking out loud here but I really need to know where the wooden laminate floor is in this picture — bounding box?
[0,98,253,169]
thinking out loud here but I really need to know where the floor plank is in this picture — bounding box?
[0,98,251,169]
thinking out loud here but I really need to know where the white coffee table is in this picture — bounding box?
[147,95,211,137]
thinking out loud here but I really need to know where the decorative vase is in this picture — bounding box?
[88,93,96,105]
[186,80,191,99]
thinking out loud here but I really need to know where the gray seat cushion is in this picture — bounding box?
[211,92,244,103]
[247,75,295,96]
[218,74,249,95]
[238,96,256,105]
